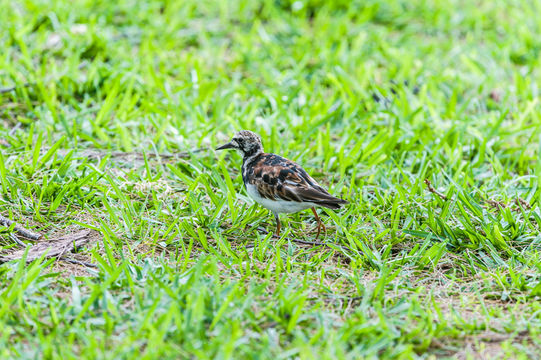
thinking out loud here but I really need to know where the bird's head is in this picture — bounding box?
[216,130,263,157]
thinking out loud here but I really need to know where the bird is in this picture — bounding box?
[216,130,348,239]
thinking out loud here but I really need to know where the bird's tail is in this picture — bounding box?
[315,198,348,210]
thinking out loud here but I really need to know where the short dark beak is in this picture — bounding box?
[216,142,235,151]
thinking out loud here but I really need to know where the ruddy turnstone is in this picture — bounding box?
[216,130,347,239]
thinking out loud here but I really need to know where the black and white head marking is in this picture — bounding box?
[217,130,264,159]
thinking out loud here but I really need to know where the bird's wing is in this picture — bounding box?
[247,154,347,206]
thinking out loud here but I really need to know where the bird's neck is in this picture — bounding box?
[242,147,263,164]
[241,149,263,178]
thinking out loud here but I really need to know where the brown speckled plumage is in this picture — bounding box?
[217,130,347,238]
[242,153,346,209]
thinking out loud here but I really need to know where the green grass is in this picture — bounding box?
[1,0,541,358]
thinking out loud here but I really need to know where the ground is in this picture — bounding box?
[0,0,540,359]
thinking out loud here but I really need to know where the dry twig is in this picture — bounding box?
[515,198,531,210]
[60,256,98,268]
[0,229,97,263]
[54,148,206,161]
[0,214,42,240]
[424,179,448,201]
[486,198,531,212]
[486,199,507,209]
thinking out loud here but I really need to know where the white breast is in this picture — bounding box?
[245,183,313,214]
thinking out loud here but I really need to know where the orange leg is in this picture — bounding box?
[311,207,325,239]
[273,212,281,237]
